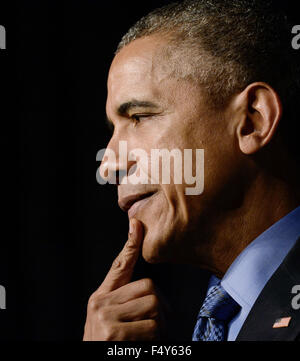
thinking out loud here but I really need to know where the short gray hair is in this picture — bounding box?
[116,0,299,112]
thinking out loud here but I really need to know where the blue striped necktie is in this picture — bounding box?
[192,283,240,341]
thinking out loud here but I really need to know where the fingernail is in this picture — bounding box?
[129,219,134,235]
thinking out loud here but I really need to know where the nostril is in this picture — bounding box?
[128,164,137,176]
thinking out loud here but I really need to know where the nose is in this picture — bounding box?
[98,136,136,185]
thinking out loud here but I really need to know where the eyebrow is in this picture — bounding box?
[105,99,160,129]
[117,99,159,116]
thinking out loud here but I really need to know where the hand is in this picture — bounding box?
[83,218,165,341]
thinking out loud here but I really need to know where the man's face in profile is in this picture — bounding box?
[103,35,243,268]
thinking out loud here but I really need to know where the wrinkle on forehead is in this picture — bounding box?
[108,35,180,89]
[106,35,207,118]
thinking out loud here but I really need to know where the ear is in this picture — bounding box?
[234,82,282,155]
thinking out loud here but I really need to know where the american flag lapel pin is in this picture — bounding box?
[272,317,291,328]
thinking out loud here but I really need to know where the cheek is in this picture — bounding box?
[139,184,189,259]
[137,192,171,262]
[161,183,189,226]
[139,188,173,233]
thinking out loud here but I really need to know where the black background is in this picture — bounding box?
[0,0,299,341]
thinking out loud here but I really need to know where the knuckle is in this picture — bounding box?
[102,324,121,341]
[141,278,154,292]
[148,294,159,310]
[88,292,107,311]
[123,242,138,260]
[111,256,127,272]
[97,306,112,322]
[87,294,99,311]
[147,319,158,333]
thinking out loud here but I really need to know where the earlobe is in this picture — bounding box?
[236,83,282,155]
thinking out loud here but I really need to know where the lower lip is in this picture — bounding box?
[128,195,154,219]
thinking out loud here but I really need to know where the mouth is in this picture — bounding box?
[118,192,156,218]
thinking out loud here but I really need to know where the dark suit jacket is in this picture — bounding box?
[236,238,300,340]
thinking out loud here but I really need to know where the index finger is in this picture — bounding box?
[98,218,144,293]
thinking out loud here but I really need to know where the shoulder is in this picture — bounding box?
[236,238,300,341]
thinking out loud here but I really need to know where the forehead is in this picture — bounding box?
[107,36,173,109]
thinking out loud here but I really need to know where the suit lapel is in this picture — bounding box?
[236,239,300,341]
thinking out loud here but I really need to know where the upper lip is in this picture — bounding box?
[118,192,155,212]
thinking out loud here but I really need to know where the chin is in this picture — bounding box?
[142,252,161,264]
[141,238,164,264]
[141,227,177,264]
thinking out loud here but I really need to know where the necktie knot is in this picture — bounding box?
[193,283,241,341]
[198,284,240,322]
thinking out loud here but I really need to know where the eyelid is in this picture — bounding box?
[130,113,149,122]
[131,112,160,120]
[132,113,152,117]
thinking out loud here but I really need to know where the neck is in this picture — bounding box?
[196,167,300,278]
